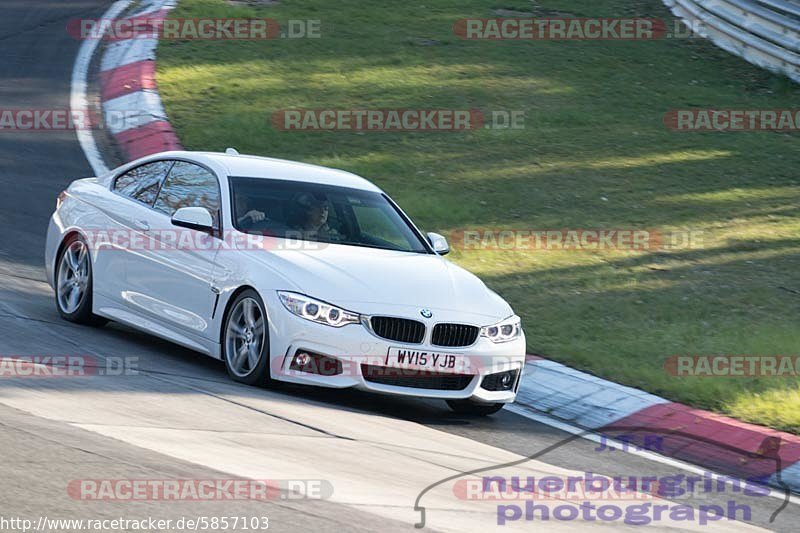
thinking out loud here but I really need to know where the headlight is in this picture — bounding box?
[480,316,522,343]
[277,291,360,327]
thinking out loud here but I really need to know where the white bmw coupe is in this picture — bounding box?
[45,151,526,414]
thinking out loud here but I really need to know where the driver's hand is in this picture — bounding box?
[244,210,266,222]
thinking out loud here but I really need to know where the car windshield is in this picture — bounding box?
[229,177,430,253]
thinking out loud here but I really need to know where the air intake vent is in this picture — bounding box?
[431,323,479,347]
[369,316,426,344]
[361,364,473,391]
[481,369,519,391]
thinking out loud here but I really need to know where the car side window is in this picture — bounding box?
[113,161,174,206]
[153,161,221,226]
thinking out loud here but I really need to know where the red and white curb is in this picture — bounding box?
[518,356,800,493]
[99,0,181,162]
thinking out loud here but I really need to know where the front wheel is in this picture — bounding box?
[446,399,505,416]
[222,290,272,386]
[55,235,107,326]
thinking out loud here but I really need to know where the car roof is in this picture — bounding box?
[153,151,383,193]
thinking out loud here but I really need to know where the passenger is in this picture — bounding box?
[293,193,340,240]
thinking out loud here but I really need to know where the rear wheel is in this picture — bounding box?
[446,399,505,416]
[55,235,107,326]
[222,290,272,386]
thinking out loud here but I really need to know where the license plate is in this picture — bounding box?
[386,347,465,372]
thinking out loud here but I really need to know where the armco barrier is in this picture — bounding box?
[664,0,800,82]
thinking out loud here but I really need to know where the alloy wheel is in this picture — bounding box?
[225,297,266,378]
[57,240,90,314]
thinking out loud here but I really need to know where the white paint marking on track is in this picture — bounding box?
[70,0,134,176]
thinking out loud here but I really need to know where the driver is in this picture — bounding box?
[236,193,266,228]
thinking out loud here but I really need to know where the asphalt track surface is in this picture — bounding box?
[0,2,799,532]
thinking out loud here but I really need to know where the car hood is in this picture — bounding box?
[245,243,513,322]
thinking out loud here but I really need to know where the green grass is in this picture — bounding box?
[157,0,800,432]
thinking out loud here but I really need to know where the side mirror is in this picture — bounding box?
[171,206,214,232]
[427,232,450,255]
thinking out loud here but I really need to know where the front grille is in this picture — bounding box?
[361,364,473,391]
[370,316,425,344]
[431,323,480,347]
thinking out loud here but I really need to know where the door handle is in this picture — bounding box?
[134,220,150,231]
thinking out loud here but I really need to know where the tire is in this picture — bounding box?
[222,289,273,386]
[446,399,505,416]
[55,234,107,327]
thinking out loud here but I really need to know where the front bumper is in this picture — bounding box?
[265,293,527,403]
